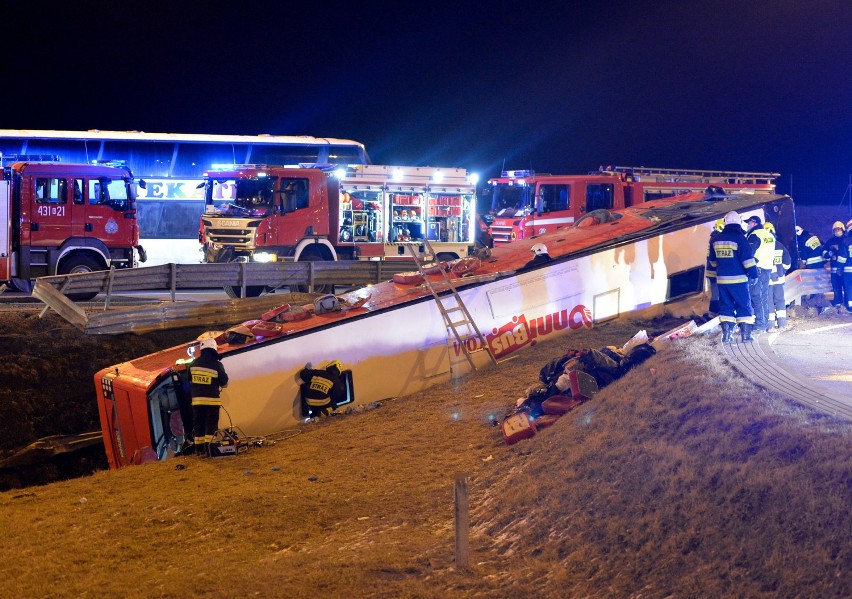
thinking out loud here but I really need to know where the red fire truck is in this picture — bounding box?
[485,166,779,245]
[200,164,477,295]
[0,161,145,298]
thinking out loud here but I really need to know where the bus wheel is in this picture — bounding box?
[223,285,268,299]
[296,251,332,294]
[59,255,103,301]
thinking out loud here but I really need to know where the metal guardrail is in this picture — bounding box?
[784,268,831,305]
[34,259,419,300]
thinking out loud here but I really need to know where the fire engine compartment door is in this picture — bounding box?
[29,175,71,247]
[0,180,10,280]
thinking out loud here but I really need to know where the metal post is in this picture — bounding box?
[454,474,470,570]
[104,266,116,310]
[170,263,177,302]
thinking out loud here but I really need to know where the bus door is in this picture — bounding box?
[28,175,71,246]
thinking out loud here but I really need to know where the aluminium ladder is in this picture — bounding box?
[407,240,498,371]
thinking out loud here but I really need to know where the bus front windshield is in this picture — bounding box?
[489,183,532,216]
[208,177,277,217]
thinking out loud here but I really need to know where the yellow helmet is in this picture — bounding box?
[833,221,845,232]
[714,219,724,232]
[763,222,775,234]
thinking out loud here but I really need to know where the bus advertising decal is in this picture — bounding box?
[452,304,593,359]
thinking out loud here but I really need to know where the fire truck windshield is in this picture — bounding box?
[91,177,135,211]
[210,177,277,217]
[489,183,532,216]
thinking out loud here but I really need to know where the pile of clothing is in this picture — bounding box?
[502,338,657,445]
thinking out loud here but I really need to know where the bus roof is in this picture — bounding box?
[0,129,366,149]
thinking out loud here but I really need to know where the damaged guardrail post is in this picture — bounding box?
[31,279,88,330]
[454,474,470,571]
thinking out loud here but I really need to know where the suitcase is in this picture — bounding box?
[532,414,561,430]
[541,394,584,416]
[502,411,537,445]
[568,370,598,401]
[392,271,425,285]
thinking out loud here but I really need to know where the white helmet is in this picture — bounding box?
[531,243,548,256]
[723,211,741,226]
[188,337,218,358]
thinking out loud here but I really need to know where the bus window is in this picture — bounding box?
[102,141,174,178]
[250,145,319,166]
[324,144,368,166]
[25,140,91,163]
[173,143,250,177]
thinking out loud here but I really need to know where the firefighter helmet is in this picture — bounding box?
[723,211,741,225]
[795,225,803,236]
[326,360,342,373]
[714,219,725,232]
[188,337,218,358]
[833,221,845,232]
[763,222,776,234]
[846,219,852,231]
[531,243,548,256]
[199,338,218,353]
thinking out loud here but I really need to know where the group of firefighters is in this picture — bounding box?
[708,212,852,343]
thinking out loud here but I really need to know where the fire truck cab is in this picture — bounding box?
[0,161,144,295]
[486,166,778,245]
[200,163,477,266]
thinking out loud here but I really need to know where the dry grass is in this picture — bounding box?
[2,312,852,597]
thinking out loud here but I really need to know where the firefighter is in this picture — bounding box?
[795,226,825,269]
[525,243,552,267]
[706,218,725,314]
[843,220,852,312]
[744,215,775,333]
[299,360,344,418]
[188,338,229,456]
[822,221,848,309]
[707,211,758,342]
[764,222,792,330]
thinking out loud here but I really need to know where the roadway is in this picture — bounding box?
[764,317,852,399]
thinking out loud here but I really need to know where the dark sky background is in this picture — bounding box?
[3,1,851,202]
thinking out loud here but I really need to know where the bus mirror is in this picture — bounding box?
[138,179,147,190]
[196,181,205,189]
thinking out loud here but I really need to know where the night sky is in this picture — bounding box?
[4,1,851,202]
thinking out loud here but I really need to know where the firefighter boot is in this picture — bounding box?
[777,316,787,330]
[720,321,734,343]
[740,323,755,342]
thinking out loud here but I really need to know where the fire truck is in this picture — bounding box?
[200,164,477,295]
[0,161,144,298]
[486,166,779,245]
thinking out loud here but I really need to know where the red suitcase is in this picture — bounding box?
[502,412,537,445]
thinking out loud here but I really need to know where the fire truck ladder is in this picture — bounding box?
[407,240,498,371]
[607,166,780,185]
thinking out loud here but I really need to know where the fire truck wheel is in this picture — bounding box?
[58,255,104,301]
[11,278,34,294]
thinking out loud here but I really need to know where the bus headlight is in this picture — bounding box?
[253,252,278,263]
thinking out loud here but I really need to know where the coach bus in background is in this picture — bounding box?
[0,130,370,266]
